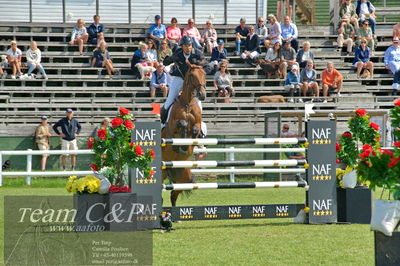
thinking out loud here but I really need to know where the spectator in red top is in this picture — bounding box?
[167,17,181,51]
[321,62,344,103]
[182,18,202,50]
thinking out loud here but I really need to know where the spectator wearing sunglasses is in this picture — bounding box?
[255,16,268,46]
[353,38,374,79]
[356,20,375,53]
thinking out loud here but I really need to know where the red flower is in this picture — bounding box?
[369,122,380,131]
[90,164,98,172]
[342,132,352,138]
[358,144,376,159]
[130,142,135,148]
[336,159,341,164]
[88,137,94,149]
[109,185,121,193]
[355,109,367,116]
[97,129,107,140]
[394,99,400,106]
[149,149,155,160]
[120,186,131,193]
[112,117,123,128]
[148,170,155,178]
[135,145,144,156]
[123,119,134,130]
[336,143,341,152]
[388,157,400,168]
[394,142,400,148]
[119,107,130,116]
[382,149,394,157]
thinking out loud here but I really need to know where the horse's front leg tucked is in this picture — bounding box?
[191,124,200,138]
[174,119,189,154]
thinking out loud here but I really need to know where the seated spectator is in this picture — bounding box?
[322,62,343,103]
[356,20,375,53]
[255,16,268,46]
[260,42,282,78]
[337,18,355,55]
[146,39,159,67]
[296,41,314,69]
[148,14,167,49]
[26,41,47,79]
[0,65,4,79]
[6,41,22,79]
[281,123,297,137]
[182,18,202,50]
[166,17,181,51]
[234,18,249,56]
[214,61,234,103]
[393,23,400,39]
[131,42,148,79]
[91,117,112,138]
[265,14,282,47]
[284,64,302,103]
[201,20,217,54]
[207,39,228,74]
[281,16,299,52]
[92,41,116,79]
[339,0,359,32]
[277,0,294,23]
[384,37,400,92]
[280,41,298,79]
[87,15,104,46]
[150,64,168,98]
[69,19,88,55]
[353,38,373,79]
[355,0,376,35]
[158,39,172,63]
[300,60,320,101]
[240,25,260,65]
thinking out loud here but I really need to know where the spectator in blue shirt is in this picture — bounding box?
[384,37,400,91]
[281,16,299,52]
[211,39,228,63]
[148,15,167,49]
[87,15,104,46]
[234,18,249,56]
[284,64,302,103]
[150,64,168,97]
[131,42,148,79]
[353,38,374,79]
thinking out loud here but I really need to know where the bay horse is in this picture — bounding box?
[162,66,206,206]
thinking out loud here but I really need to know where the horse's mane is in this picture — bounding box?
[183,67,205,90]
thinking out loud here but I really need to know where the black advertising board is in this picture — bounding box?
[306,120,337,224]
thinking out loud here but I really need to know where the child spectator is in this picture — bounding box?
[260,42,282,78]
[150,64,169,98]
[353,38,374,79]
[300,60,320,101]
[201,20,217,54]
[158,39,172,63]
[146,39,159,67]
[284,64,302,103]
[166,17,181,51]
[240,26,260,66]
[322,62,343,103]
[6,41,22,79]
[148,15,167,49]
[182,18,202,50]
[234,18,249,56]
[87,15,104,46]
[90,117,112,138]
[214,61,234,103]
[69,19,88,55]
[92,41,117,79]
[26,41,47,79]
[296,41,314,69]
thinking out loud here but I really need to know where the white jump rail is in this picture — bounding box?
[162,137,308,146]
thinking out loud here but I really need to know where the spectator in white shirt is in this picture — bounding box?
[69,19,89,55]
[6,41,22,79]
[26,41,47,79]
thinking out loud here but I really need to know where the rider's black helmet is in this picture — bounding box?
[180,35,193,45]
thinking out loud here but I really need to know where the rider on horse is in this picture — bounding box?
[161,35,205,124]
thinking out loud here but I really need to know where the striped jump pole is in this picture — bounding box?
[163,180,308,191]
[161,137,308,146]
[193,147,307,153]
[162,159,308,169]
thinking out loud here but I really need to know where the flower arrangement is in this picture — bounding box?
[66,175,100,194]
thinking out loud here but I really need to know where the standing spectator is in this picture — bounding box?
[87,15,105,46]
[69,19,88,55]
[201,20,217,54]
[91,117,111,138]
[260,42,282,78]
[150,64,169,98]
[234,18,249,56]
[166,17,181,51]
[384,37,400,92]
[353,38,374,79]
[148,15,167,49]
[92,41,116,79]
[255,16,268,46]
[355,0,376,35]
[280,41,298,79]
[339,0,359,31]
[300,60,320,101]
[35,116,52,171]
[277,0,294,23]
[53,109,81,171]
[240,25,260,66]
[284,64,302,103]
[265,14,282,47]
[26,41,47,79]
[356,20,375,53]
[131,42,148,79]
[214,61,234,103]
[182,18,202,50]
[158,39,172,63]
[337,18,355,55]
[322,62,344,103]
[296,41,314,69]
[281,16,299,52]
[6,41,22,79]
[146,39,159,67]
[393,23,400,39]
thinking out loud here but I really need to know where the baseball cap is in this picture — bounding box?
[240,18,246,23]
[217,39,224,45]
[41,115,48,120]
[66,108,73,113]
[393,37,399,43]
[155,15,161,20]
[291,65,299,70]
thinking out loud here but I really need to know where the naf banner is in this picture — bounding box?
[306,120,337,224]
[130,122,162,229]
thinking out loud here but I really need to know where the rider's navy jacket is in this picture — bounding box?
[164,47,205,79]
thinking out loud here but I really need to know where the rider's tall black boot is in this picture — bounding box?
[161,106,168,124]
